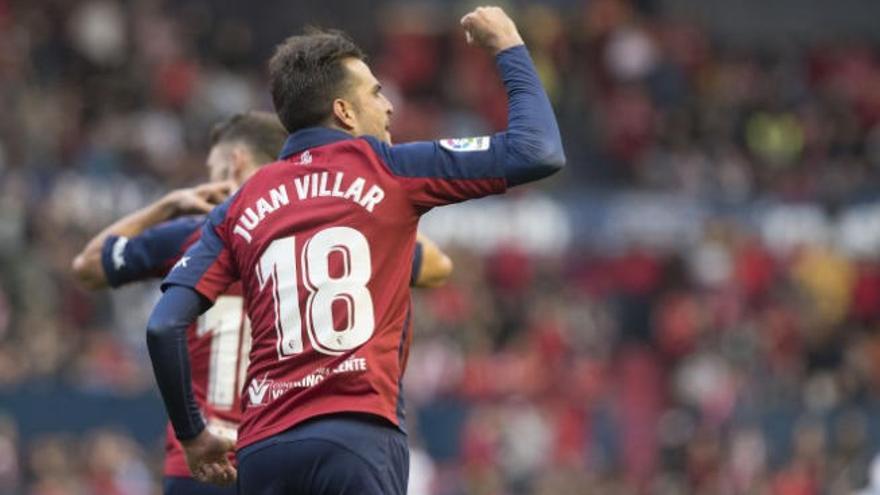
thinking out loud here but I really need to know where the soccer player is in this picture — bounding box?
[146,6,564,494]
[71,112,453,495]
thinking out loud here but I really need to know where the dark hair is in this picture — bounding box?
[209,111,288,163]
[268,28,365,133]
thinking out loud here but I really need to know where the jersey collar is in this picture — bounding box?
[278,127,354,160]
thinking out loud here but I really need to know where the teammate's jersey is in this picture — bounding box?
[164,127,507,450]
[102,217,249,477]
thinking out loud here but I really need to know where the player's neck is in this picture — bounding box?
[324,121,355,137]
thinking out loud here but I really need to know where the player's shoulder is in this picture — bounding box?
[353,136,429,179]
[353,135,415,180]
[354,134,495,177]
[356,135,393,165]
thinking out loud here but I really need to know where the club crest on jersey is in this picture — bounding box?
[439,136,490,152]
[296,150,312,165]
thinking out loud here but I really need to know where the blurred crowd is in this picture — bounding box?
[407,231,880,494]
[3,0,880,493]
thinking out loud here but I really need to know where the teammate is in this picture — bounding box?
[71,112,453,494]
[146,6,564,494]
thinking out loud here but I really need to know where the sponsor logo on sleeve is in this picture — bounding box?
[439,136,490,152]
[112,237,129,270]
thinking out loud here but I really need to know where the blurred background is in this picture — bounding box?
[4,0,880,493]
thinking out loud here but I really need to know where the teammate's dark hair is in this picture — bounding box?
[268,28,365,133]
[210,111,288,163]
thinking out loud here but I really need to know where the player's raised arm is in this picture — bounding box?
[366,6,564,209]
[461,6,566,185]
[70,181,232,289]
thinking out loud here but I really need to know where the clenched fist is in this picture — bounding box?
[460,6,524,54]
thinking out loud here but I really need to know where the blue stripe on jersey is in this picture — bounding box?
[395,304,412,431]
[278,127,354,160]
[410,241,423,286]
[160,194,236,294]
[101,216,202,287]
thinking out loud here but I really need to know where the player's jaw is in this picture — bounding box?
[356,92,393,144]
[380,118,393,144]
[366,97,394,144]
[342,58,394,144]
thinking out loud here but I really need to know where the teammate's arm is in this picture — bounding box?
[413,234,453,288]
[71,181,232,289]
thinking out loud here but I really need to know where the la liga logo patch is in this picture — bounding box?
[439,136,490,152]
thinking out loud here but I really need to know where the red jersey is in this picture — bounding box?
[163,128,506,449]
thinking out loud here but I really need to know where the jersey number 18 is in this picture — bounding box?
[256,226,376,360]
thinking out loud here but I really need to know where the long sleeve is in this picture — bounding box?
[145,285,208,440]
[496,45,566,186]
[365,45,565,209]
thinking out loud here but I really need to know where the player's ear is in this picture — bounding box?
[331,98,357,132]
